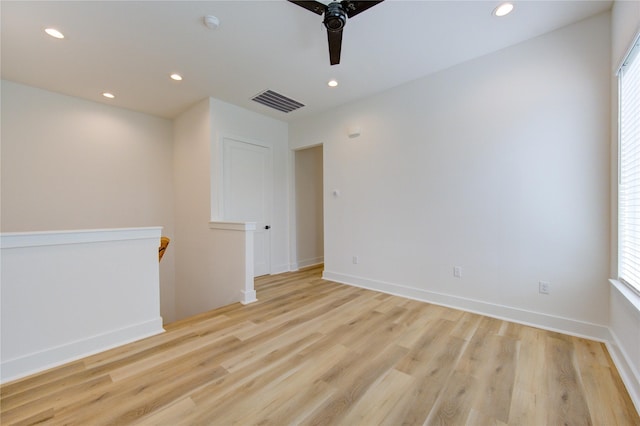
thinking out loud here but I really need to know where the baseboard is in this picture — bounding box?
[322,270,640,415]
[290,257,324,271]
[322,270,611,342]
[271,263,290,275]
[241,289,258,305]
[607,331,640,414]
[1,318,164,383]
[298,257,324,270]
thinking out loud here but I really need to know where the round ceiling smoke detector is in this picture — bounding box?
[204,15,220,30]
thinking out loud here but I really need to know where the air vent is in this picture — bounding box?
[251,90,304,113]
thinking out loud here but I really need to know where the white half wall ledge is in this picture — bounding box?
[1,227,165,383]
[208,221,258,306]
[322,270,612,342]
[0,227,163,249]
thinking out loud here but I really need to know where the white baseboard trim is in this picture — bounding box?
[322,271,612,342]
[271,263,290,275]
[1,318,164,384]
[322,271,640,414]
[607,331,640,414]
[298,257,324,270]
[241,289,258,305]
[290,257,324,271]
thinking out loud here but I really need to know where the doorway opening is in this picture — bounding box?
[294,145,324,270]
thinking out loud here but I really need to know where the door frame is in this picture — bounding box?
[218,134,274,276]
[289,143,325,271]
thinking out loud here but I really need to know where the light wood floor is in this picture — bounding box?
[1,266,638,425]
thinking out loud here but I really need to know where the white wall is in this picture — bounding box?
[294,145,324,269]
[1,81,176,323]
[290,13,611,338]
[173,98,216,320]
[1,83,289,324]
[612,0,640,70]
[609,0,640,411]
[1,227,164,382]
[173,98,288,320]
[209,98,290,274]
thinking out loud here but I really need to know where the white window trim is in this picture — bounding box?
[617,30,640,297]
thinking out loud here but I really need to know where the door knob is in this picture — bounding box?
[265,225,271,230]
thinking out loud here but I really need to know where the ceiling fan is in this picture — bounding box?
[288,0,384,65]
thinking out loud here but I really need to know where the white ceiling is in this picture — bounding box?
[1,0,611,121]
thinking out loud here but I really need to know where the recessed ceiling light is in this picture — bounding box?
[170,73,183,81]
[102,92,115,99]
[328,79,338,87]
[44,28,64,39]
[493,2,514,17]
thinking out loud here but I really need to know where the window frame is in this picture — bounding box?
[617,31,640,297]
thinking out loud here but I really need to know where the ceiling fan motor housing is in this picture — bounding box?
[288,0,384,65]
[324,2,347,32]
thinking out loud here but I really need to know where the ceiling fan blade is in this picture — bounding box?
[327,28,343,65]
[341,0,384,18]
[288,0,326,15]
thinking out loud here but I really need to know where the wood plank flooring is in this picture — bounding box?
[1,265,638,425]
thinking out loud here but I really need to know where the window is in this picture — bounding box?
[618,33,640,295]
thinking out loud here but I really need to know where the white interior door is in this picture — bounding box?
[222,137,272,277]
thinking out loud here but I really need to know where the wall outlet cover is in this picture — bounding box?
[453,266,462,278]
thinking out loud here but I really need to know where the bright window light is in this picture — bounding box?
[618,35,640,295]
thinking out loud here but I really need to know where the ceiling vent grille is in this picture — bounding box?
[251,90,304,113]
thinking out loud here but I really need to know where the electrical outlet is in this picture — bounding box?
[453,266,462,278]
[539,281,550,294]
[352,256,359,264]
